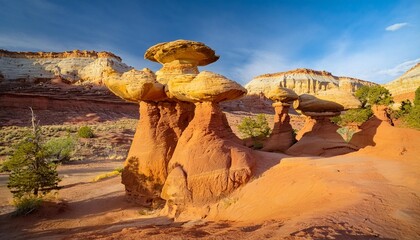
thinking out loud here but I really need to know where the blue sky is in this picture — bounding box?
[0,0,419,84]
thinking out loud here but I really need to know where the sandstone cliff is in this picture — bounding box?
[0,49,132,85]
[245,68,377,96]
[384,63,420,102]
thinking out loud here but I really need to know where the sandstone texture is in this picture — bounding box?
[166,71,246,102]
[245,68,376,96]
[122,101,194,203]
[293,94,344,116]
[262,86,298,152]
[145,40,219,84]
[384,62,420,102]
[103,39,254,208]
[0,49,132,85]
[103,67,167,102]
[287,116,358,157]
[166,102,255,205]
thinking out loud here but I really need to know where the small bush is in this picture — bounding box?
[44,136,76,162]
[402,106,420,130]
[78,126,94,138]
[237,114,271,139]
[355,85,393,107]
[337,127,357,142]
[13,194,42,216]
[332,108,373,127]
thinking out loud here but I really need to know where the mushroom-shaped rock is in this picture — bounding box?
[145,40,219,66]
[287,94,358,157]
[262,87,298,152]
[316,89,361,110]
[167,71,247,102]
[145,40,220,84]
[293,94,344,116]
[103,67,167,102]
[265,86,298,103]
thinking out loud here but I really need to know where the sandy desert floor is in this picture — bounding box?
[0,97,419,239]
[0,144,419,239]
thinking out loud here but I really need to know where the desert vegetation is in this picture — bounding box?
[393,86,420,129]
[237,114,271,149]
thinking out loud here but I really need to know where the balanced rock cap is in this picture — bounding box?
[144,40,219,66]
[293,94,344,113]
[266,86,298,103]
[316,89,361,110]
[167,71,247,102]
[103,67,167,102]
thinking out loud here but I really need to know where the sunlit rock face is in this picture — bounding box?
[245,68,376,96]
[0,49,132,85]
[287,94,359,157]
[384,63,420,102]
[104,39,254,208]
[262,86,298,152]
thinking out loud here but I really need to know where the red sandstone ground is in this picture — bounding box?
[0,91,419,239]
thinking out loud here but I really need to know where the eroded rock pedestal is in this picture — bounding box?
[122,101,194,203]
[262,87,298,152]
[287,94,359,156]
[104,40,254,209]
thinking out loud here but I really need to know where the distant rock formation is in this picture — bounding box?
[384,63,420,102]
[0,49,132,85]
[245,68,377,96]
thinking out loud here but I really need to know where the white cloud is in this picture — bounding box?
[377,58,420,77]
[385,22,408,31]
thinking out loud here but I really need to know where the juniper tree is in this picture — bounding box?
[3,108,61,198]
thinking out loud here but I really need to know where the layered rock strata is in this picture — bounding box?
[245,68,376,96]
[262,87,298,152]
[0,49,132,85]
[384,62,420,102]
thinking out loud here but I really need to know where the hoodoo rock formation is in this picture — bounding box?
[103,66,194,203]
[262,87,299,152]
[384,62,420,102]
[245,68,377,96]
[104,40,254,209]
[0,49,132,85]
[287,94,359,156]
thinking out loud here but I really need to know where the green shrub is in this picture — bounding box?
[44,136,76,162]
[237,114,271,139]
[336,127,357,142]
[414,87,420,106]
[332,108,373,126]
[78,126,94,138]
[398,87,420,130]
[402,104,420,130]
[3,109,61,198]
[355,85,393,107]
[237,114,271,149]
[13,195,42,216]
